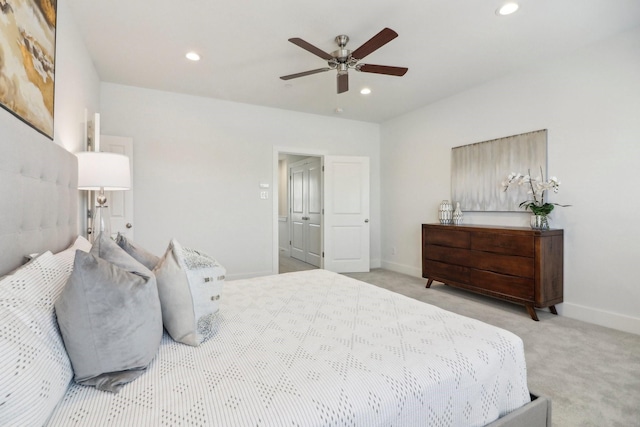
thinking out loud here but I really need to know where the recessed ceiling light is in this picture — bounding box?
[185,51,200,61]
[360,88,371,95]
[497,2,519,15]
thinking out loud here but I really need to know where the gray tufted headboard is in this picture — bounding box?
[0,137,78,276]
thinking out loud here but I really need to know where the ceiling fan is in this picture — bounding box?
[280,27,408,94]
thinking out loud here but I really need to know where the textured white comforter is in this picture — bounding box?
[47,269,530,426]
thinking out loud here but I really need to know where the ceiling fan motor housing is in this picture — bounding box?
[331,35,352,71]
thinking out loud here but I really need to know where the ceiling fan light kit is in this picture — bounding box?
[280,28,408,94]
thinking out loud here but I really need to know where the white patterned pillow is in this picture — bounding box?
[153,239,225,346]
[0,252,73,426]
[52,235,93,273]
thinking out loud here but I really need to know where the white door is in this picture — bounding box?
[323,156,370,273]
[289,157,321,267]
[100,135,134,240]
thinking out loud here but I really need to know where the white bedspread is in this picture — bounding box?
[47,269,530,426]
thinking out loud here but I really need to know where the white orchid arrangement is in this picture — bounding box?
[502,167,568,216]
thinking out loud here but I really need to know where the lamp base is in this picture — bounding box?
[92,204,111,242]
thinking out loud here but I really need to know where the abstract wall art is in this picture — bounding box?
[0,0,57,139]
[451,129,548,212]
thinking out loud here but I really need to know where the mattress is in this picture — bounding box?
[47,269,530,426]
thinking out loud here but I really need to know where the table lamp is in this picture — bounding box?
[76,152,131,240]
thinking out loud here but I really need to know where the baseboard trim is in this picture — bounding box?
[562,303,640,336]
[380,260,422,278]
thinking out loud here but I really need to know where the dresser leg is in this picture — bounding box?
[525,305,539,321]
[425,279,433,288]
[549,305,558,315]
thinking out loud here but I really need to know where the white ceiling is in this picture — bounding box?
[66,0,640,123]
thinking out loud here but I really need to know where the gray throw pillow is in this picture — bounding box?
[154,239,225,346]
[55,233,163,393]
[115,233,160,271]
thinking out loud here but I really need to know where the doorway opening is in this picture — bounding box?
[272,147,371,275]
[277,153,322,274]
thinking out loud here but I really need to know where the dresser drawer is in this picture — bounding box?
[424,227,470,249]
[471,232,534,257]
[470,269,534,301]
[424,245,475,268]
[423,260,469,284]
[472,251,534,278]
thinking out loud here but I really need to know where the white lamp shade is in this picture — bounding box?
[76,152,131,190]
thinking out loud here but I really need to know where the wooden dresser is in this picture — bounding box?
[422,223,563,320]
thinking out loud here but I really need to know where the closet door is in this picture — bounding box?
[289,158,321,267]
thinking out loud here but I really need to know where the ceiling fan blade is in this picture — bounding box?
[350,28,398,61]
[357,64,408,76]
[337,73,349,94]
[288,38,334,61]
[280,68,331,80]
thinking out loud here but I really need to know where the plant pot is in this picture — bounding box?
[530,214,549,230]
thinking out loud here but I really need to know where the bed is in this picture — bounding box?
[0,138,551,426]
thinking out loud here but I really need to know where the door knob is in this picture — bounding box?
[126,223,133,229]
[364,219,369,223]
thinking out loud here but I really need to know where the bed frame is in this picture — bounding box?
[488,394,551,426]
[0,137,78,277]
[0,136,551,425]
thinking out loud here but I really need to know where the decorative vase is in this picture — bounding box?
[530,214,549,230]
[453,202,464,225]
[438,200,453,224]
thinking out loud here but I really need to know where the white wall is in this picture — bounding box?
[380,27,640,334]
[99,83,381,278]
[0,0,100,234]
[53,0,101,154]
